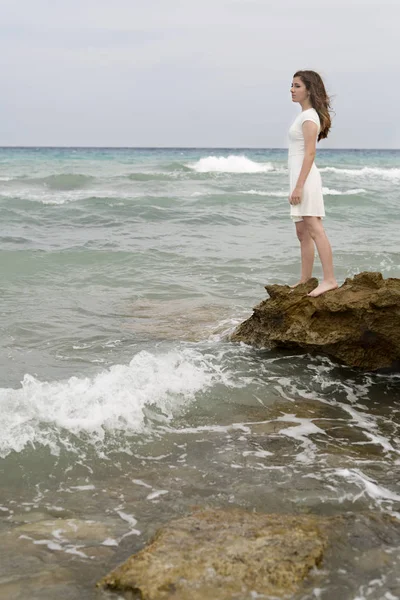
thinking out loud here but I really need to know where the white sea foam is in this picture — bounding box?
[146,490,169,500]
[0,189,145,205]
[166,422,252,435]
[319,166,400,180]
[132,479,152,489]
[352,574,390,600]
[335,468,400,503]
[0,347,225,458]
[116,510,141,538]
[340,405,399,454]
[242,187,366,197]
[322,187,367,195]
[19,532,88,558]
[102,538,118,546]
[242,449,273,458]
[189,155,275,174]
[276,414,326,463]
[241,189,288,197]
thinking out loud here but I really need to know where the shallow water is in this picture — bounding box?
[0,147,399,599]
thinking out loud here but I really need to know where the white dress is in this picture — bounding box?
[288,107,325,222]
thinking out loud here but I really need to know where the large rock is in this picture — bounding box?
[231,271,400,371]
[97,508,400,599]
[98,509,326,599]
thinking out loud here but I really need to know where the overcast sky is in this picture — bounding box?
[0,0,398,148]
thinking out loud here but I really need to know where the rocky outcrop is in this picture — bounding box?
[98,508,400,599]
[231,272,400,371]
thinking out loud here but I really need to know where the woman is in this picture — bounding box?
[288,70,338,297]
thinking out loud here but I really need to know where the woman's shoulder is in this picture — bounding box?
[301,107,320,124]
[290,107,319,127]
[296,107,319,119]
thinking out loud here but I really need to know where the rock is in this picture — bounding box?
[98,509,400,600]
[98,508,328,599]
[230,272,400,371]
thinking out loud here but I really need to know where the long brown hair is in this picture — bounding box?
[293,70,334,141]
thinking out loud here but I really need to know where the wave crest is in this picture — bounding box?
[188,155,275,174]
[319,166,400,180]
[0,347,223,458]
[322,187,367,195]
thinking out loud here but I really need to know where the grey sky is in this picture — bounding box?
[0,0,398,148]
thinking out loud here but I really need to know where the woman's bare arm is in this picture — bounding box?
[289,121,319,205]
[295,121,318,188]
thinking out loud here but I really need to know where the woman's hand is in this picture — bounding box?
[289,186,303,205]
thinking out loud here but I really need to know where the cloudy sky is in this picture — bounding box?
[0,0,398,148]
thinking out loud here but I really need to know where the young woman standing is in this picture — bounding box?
[288,70,338,297]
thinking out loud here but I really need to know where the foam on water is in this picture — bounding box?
[335,469,400,503]
[340,404,400,454]
[188,155,275,173]
[0,189,176,205]
[352,575,394,600]
[275,414,326,463]
[242,187,367,196]
[241,189,289,197]
[0,346,229,458]
[319,166,400,180]
[322,186,367,195]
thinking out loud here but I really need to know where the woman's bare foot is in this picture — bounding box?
[289,278,312,289]
[307,279,338,297]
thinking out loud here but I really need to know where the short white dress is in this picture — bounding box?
[288,107,325,222]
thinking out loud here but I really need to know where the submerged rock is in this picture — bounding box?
[97,508,400,600]
[231,271,400,371]
[98,508,327,599]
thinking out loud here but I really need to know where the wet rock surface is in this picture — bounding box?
[98,508,400,600]
[231,271,400,371]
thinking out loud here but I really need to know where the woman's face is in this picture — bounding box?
[290,77,308,103]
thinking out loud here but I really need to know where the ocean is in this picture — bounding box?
[0,147,399,599]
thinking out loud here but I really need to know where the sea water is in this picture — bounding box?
[0,147,399,599]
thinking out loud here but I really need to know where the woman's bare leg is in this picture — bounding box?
[303,217,338,297]
[290,220,315,287]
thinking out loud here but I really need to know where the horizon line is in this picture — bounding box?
[0,145,399,151]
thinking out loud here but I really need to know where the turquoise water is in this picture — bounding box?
[0,147,400,599]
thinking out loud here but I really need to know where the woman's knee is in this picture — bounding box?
[295,222,308,242]
[304,217,324,240]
